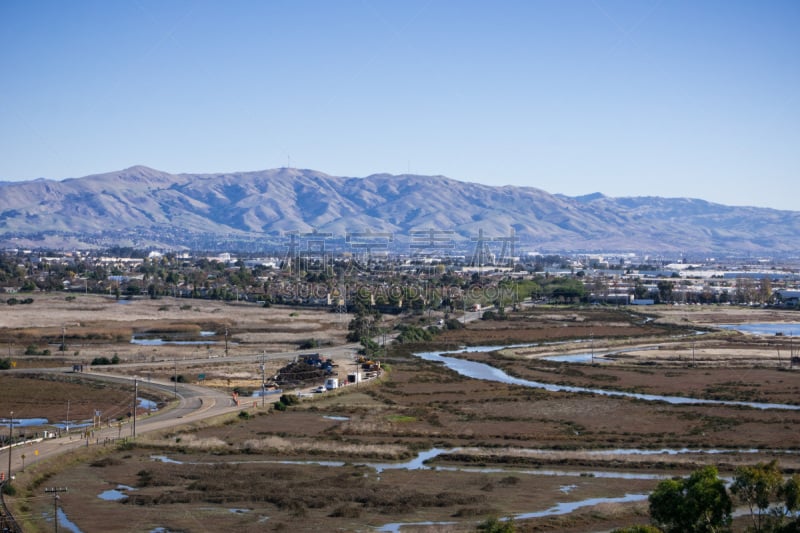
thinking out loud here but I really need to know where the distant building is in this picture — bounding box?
[774,289,800,306]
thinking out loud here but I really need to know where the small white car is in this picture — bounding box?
[314,386,327,393]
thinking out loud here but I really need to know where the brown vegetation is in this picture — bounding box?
[4,301,800,532]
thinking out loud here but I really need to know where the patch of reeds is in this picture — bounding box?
[239,435,408,459]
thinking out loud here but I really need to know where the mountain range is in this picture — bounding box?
[1,165,798,254]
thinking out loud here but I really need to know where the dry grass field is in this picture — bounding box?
[0,293,352,364]
[3,298,800,532]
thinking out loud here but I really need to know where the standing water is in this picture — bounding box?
[414,348,800,410]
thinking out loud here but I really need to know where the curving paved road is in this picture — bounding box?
[2,336,370,477]
[2,373,246,478]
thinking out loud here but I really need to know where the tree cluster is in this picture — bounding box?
[627,462,800,533]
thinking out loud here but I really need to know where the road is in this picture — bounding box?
[2,308,483,478]
[2,373,245,479]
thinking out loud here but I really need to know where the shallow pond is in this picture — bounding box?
[0,417,49,428]
[131,331,218,345]
[53,508,83,533]
[97,488,129,501]
[717,323,800,336]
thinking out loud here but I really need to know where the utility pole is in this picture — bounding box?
[6,411,12,483]
[224,327,229,357]
[259,352,267,407]
[132,377,138,438]
[173,359,178,397]
[45,487,68,533]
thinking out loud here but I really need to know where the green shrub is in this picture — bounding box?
[477,517,515,532]
[298,338,319,349]
[279,394,300,406]
[395,324,433,343]
[445,318,464,330]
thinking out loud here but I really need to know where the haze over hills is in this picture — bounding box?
[0,166,798,254]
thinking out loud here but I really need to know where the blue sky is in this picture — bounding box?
[1,1,797,210]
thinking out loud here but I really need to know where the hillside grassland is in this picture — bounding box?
[3,299,800,532]
[2,166,800,252]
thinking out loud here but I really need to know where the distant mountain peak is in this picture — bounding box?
[0,166,797,253]
[572,192,607,203]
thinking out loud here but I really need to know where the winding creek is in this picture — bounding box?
[80,329,800,531]
[145,445,765,533]
[415,345,800,411]
[149,446,734,480]
[138,339,800,532]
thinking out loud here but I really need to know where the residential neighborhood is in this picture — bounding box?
[2,247,798,311]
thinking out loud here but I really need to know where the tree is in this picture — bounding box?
[649,465,732,533]
[767,474,800,532]
[781,474,800,518]
[633,280,650,300]
[758,277,772,305]
[359,337,381,357]
[546,278,586,303]
[731,460,784,532]
[346,309,381,343]
[657,281,674,303]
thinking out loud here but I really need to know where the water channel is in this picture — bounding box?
[115,444,765,533]
[84,327,800,531]
[415,346,800,410]
[149,447,675,480]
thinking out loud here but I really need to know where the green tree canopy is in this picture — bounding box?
[731,460,784,532]
[649,465,732,533]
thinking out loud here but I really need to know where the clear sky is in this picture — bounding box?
[1,1,797,210]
